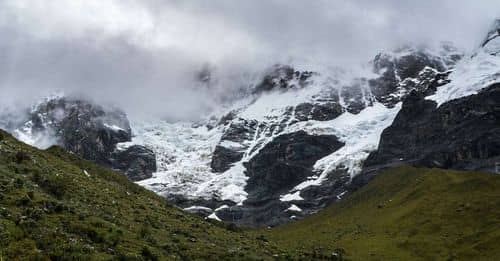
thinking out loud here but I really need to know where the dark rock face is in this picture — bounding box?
[30,98,132,165]
[365,83,500,172]
[112,145,157,181]
[254,65,315,93]
[210,119,258,172]
[244,131,344,202]
[398,68,452,97]
[294,102,344,121]
[341,80,374,114]
[218,167,352,227]
[27,98,156,181]
[369,48,448,107]
[216,201,291,226]
[211,131,344,227]
[211,145,244,173]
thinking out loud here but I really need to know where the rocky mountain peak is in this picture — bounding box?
[253,64,315,93]
[368,44,457,107]
[11,96,157,181]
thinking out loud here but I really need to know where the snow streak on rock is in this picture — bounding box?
[285,102,401,194]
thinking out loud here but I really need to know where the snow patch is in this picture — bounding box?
[428,50,500,105]
[336,191,347,200]
[280,191,304,202]
[207,213,221,222]
[183,206,212,212]
[214,205,230,212]
[103,123,125,132]
[286,204,302,212]
[219,140,246,150]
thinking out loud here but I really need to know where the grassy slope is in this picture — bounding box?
[0,130,285,260]
[265,167,500,260]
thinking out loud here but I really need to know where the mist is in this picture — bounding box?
[1,0,500,120]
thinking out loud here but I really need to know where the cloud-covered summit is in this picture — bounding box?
[1,0,499,120]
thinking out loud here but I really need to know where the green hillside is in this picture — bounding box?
[1,128,499,260]
[265,167,500,260]
[0,130,284,260]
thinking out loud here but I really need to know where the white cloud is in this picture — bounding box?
[0,0,499,120]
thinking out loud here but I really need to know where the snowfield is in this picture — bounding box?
[428,33,500,105]
[428,50,500,105]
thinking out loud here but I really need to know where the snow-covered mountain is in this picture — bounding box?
[122,43,462,226]
[364,20,500,176]
[4,20,500,227]
[5,95,157,181]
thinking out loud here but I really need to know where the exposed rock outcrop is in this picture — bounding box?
[294,102,344,121]
[369,45,461,107]
[244,131,344,202]
[254,65,315,93]
[365,83,500,172]
[17,97,156,181]
[112,145,157,181]
[210,118,259,172]
[213,131,344,227]
[202,47,459,226]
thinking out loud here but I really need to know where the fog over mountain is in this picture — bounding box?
[1,0,500,120]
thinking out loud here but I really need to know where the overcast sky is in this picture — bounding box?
[1,0,500,120]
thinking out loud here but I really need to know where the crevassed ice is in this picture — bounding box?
[125,120,248,204]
